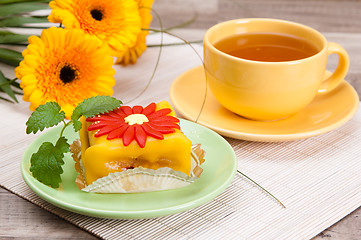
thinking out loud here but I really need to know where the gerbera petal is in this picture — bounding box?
[147,108,172,119]
[123,125,135,146]
[132,105,143,114]
[23,55,39,69]
[142,123,164,140]
[65,28,84,48]
[29,101,41,111]
[142,102,156,115]
[28,89,43,104]
[16,27,116,119]
[134,125,147,148]
[21,74,37,86]
[48,0,142,58]
[41,27,58,48]
[55,0,73,10]
[61,103,75,118]
[95,75,116,84]
[27,35,43,46]
[22,84,36,99]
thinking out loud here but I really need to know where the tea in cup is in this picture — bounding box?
[203,18,349,121]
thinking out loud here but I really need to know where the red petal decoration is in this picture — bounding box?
[86,104,180,148]
[120,106,132,115]
[148,123,176,134]
[95,124,125,137]
[106,110,124,118]
[132,106,143,114]
[123,125,135,146]
[151,115,180,123]
[113,108,127,118]
[142,103,156,115]
[87,122,108,131]
[107,124,128,140]
[151,122,180,129]
[142,123,164,139]
[147,108,171,119]
[87,115,120,122]
[135,125,147,148]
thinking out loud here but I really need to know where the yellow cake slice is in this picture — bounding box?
[79,101,192,185]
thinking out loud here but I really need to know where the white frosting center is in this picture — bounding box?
[124,114,149,125]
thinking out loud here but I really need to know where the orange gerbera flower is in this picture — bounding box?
[48,0,141,58]
[116,0,154,65]
[15,27,115,118]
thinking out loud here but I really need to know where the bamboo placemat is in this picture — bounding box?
[1,33,361,239]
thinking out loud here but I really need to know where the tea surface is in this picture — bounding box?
[214,32,319,62]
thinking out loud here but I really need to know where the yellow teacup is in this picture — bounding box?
[203,18,349,121]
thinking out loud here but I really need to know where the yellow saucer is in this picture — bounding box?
[169,66,359,142]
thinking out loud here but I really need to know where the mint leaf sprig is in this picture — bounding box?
[26,95,122,188]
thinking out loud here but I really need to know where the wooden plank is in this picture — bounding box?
[151,0,361,32]
[0,188,98,239]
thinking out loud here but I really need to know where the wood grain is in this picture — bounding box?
[0,188,97,240]
[1,0,361,239]
[151,0,361,33]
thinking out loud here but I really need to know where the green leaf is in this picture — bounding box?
[10,79,21,90]
[0,16,48,27]
[0,48,23,66]
[0,95,14,103]
[0,2,49,17]
[55,136,70,154]
[0,31,30,44]
[72,118,83,134]
[26,102,66,134]
[71,95,122,132]
[0,0,49,4]
[29,140,67,188]
[0,70,17,102]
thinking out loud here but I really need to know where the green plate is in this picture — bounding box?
[21,119,237,219]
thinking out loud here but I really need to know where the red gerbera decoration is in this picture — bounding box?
[87,103,180,148]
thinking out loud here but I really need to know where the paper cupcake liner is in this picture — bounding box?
[70,140,205,193]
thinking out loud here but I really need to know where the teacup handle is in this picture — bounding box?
[318,42,349,93]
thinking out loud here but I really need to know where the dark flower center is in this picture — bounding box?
[60,65,76,84]
[91,9,103,21]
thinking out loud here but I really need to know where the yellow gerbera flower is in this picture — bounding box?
[48,0,141,58]
[116,0,154,65]
[15,27,116,118]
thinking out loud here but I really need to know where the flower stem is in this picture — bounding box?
[59,120,72,138]
[237,170,286,208]
[143,27,207,123]
[144,27,284,209]
[124,8,164,104]
[147,40,203,48]
[0,78,17,88]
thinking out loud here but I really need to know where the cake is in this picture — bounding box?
[71,101,205,193]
